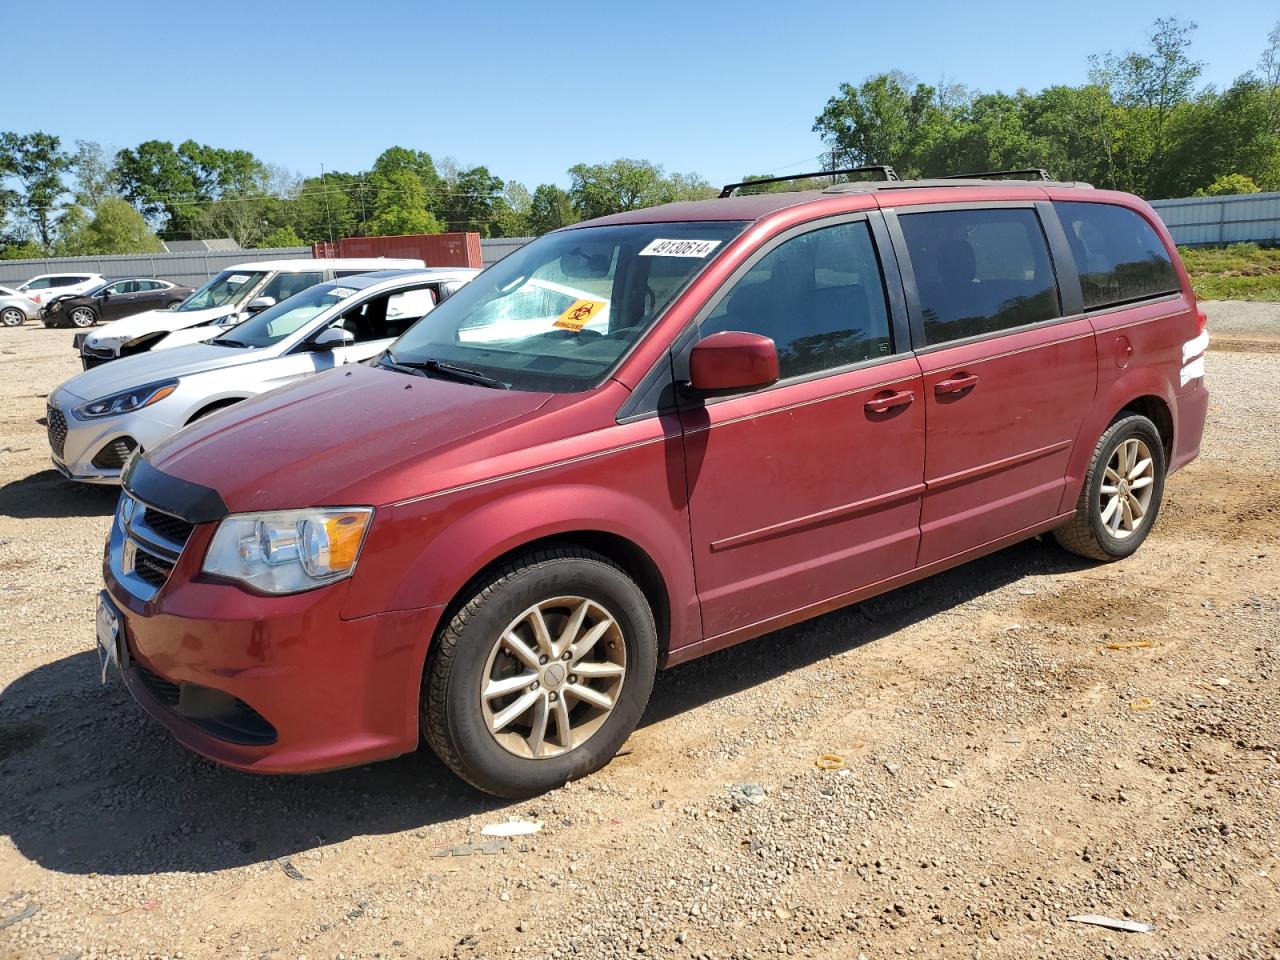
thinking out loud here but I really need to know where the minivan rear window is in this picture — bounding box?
[899,208,1060,345]
[1054,201,1180,310]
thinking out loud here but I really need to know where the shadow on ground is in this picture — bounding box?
[0,469,118,519]
[0,538,1087,877]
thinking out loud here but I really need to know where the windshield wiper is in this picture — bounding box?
[212,338,248,348]
[381,351,508,389]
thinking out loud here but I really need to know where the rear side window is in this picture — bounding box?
[1054,201,1180,310]
[701,220,893,378]
[260,271,324,303]
[899,208,1060,345]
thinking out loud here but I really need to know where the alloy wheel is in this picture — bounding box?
[1,308,22,327]
[480,596,626,760]
[70,308,96,328]
[1099,437,1155,540]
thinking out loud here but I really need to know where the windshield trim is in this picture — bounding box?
[388,220,750,395]
[173,269,269,313]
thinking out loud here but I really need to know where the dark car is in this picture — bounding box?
[43,278,193,329]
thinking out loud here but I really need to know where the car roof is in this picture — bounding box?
[223,257,428,272]
[24,272,104,280]
[574,178,1103,228]
[308,268,479,292]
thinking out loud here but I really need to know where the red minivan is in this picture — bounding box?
[98,170,1209,797]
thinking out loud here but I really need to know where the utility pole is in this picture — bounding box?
[321,163,334,244]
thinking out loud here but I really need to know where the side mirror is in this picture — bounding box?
[312,326,355,350]
[100,288,111,298]
[688,331,779,395]
[246,295,276,313]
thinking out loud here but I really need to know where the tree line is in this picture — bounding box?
[2,17,1277,261]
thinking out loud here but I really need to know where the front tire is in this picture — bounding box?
[69,307,97,328]
[1,307,23,327]
[1054,414,1166,561]
[423,546,657,798]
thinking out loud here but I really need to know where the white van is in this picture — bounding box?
[77,258,425,367]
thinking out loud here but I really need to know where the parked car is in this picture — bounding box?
[16,273,105,304]
[0,286,41,327]
[97,171,1209,798]
[76,258,425,367]
[47,269,475,483]
[42,278,194,328]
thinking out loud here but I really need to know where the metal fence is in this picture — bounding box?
[1150,192,1280,247]
[0,237,533,289]
[0,247,312,288]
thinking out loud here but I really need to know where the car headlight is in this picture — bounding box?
[202,508,374,594]
[72,379,179,419]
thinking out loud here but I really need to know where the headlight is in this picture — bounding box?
[72,379,179,419]
[202,508,374,594]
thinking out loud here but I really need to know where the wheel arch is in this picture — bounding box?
[1059,369,1179,515]
[435,530,673,665]
[185,396,246,425]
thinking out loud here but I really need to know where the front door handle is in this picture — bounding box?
[865,389,915,414]
[935,373,979,395]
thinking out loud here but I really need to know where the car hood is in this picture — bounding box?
[55,342,268,402]
[144,365,557,511]
[85,306,231,348]
[153,325,223,351]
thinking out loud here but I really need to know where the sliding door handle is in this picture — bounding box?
[865,389,915,414]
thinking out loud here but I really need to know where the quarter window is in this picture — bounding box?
[701,220,893,378]
[1054,201,1180,310]
[899,208,1060,345]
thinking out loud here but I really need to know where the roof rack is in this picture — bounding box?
[938,168,1053,182]
[719,165,898,198]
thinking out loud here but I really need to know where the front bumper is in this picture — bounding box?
[104,512,443,773]
[46,392,174,484]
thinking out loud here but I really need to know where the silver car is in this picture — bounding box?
[47,268,477,483]
[1,286,41,327]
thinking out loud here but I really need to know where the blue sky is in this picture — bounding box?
[7,0,1276,190]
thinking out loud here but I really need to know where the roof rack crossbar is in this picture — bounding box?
[938,168,1053,182]
[719,165,898,198]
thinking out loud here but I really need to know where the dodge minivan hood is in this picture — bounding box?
[144,364,556,510]
[56,342,268,402]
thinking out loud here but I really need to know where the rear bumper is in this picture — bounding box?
[105,556,445,774]
[1171,380,1209,474]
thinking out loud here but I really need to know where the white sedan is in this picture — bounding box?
[47,269,476,483]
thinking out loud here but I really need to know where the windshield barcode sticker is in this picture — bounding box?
[639,239,722,258]
[227,274,250,284]
[329,287,357,300]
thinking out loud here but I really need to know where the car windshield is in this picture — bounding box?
[388,221,748,392]
[175,270,267,312]
[218,281,360,348]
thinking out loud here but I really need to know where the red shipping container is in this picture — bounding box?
[311,233,482,268]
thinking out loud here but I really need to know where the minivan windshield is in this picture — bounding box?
[175,269,267,312]
[388,221,748,392]
[219,281,360,348]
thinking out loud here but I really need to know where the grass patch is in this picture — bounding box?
[1179,243,1280,301]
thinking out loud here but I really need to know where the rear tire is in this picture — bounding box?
[422,545,657,798]
[1053,414,1166,561]
[1,307,23,327]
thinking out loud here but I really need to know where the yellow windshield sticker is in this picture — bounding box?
[553,299,607,331]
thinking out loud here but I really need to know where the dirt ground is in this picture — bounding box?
[1,309,1278,960]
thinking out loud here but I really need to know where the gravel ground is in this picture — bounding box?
[1,318,1278,960]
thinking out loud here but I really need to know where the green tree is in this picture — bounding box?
[68,140,118,207]
[527,184,578,234]
[0,131,70,248]
[567,159,712,220]
[365,169,443,235]
[257,225,305,248]
[290,173,359,243]
[1195,173,1262,196]
[114,139,268,237]
[443,165,504,235]
[54,197,163,255]
[0,240,46,260]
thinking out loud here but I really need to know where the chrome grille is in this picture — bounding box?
[113,495,194,600]
[140,507,194,545]
[46,405,67,458]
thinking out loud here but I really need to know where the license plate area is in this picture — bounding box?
[95,592,128,683]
